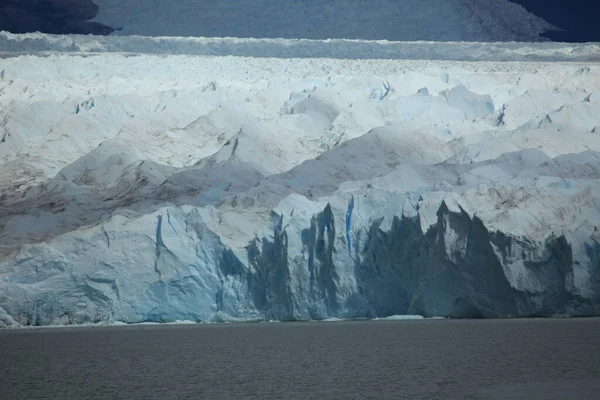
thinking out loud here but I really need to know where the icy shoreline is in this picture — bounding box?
[9,316,600,331]
[0,316,453,330]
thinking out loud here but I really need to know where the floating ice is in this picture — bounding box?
[382,316,425,321]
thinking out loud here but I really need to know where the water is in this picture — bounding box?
[1,319,600,399]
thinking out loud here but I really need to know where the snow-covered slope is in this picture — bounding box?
[90,0,555,41]
[3,31,600,61]
[1,35,600,327]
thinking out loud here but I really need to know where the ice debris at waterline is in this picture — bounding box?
[1,37,600,327]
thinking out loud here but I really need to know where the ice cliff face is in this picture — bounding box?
[1,40,600,326]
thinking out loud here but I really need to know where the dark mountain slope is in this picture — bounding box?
[510,0,600,42]
[0,0,113,35]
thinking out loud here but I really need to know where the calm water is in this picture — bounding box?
[1,319,600,399]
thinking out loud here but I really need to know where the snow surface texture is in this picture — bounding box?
[3,32,600,62]
[89,0,555,42]
[1,36,600,326]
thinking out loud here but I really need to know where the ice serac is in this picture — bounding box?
[1,38,600,326]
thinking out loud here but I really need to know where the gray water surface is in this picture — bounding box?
[1,319,600,399]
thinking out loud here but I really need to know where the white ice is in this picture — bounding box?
[0,31,599,327]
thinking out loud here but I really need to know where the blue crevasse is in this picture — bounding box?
[345,196,354,254]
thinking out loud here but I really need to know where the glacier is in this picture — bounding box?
[1,34,600,327]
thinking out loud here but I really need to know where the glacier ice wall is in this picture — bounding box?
[1,44,600,326]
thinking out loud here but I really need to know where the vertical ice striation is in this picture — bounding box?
[345,196,354,255]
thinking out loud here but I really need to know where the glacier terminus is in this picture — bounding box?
[0,34,600,327]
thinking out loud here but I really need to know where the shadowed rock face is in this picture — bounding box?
[509,0,600,42]
[0,0,114,35]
